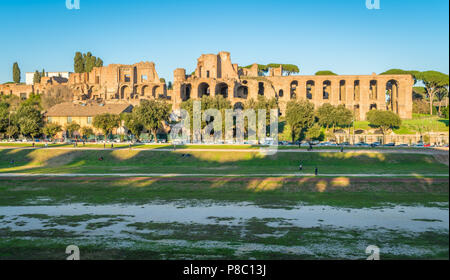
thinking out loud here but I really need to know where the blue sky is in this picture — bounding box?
[0,0,448,83]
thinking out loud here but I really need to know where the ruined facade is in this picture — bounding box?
[1,52,414,120]
[68,62,166,105]
[173,52,414,120]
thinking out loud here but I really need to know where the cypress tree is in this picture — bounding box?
[13,62,21,84]
[74,52,84,73]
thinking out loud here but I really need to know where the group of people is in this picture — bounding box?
[298,161,319,176]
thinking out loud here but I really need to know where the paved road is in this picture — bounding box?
[0,173,448,178]
[0,146,448,155]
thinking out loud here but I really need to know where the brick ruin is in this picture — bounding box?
[1,51,414,120]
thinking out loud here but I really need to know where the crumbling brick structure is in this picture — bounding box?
[173,52,414,120]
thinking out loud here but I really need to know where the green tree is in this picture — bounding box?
[33,71,41,84]
[305,123,323,141]
[0,102,10,133]
[316,103,336,129]
[286,100,315,142]
[380,69,420,82]
[334,105,353,128]
[267,64,300,75]
[84,52,97,73]
[133,100,171,141]
[74,52,84,73]
[41,69,45,78]
[417,71,449,115]
[122,113,144,141]
[65,122,81,138]
[366,110,401,143]
[95,57,103,67]
[434,85,449,116]
[13,62,21,84]
[315,70,337,76]
[80,126,94,140]
[6,125,19,139]
[13,104,43,138]
[93,113,121,141]
[43,123,62,139]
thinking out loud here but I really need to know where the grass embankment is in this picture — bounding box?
[355,114,449,134]
[0,149,448,175]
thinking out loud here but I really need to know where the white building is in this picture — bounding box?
[25,71,72,85]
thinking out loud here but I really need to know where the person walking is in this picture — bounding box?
[315,167,318,176]
[299,161,303,171]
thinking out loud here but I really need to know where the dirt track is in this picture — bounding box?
[0,175,448,183]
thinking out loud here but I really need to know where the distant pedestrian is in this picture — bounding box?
[340,146,344,153]
[10,160,15,165]
[111,143,114,149]
[83,141,85,147]
[129,143,132,150]
[315,167,318,176]
[299,162,303,171]
[32,142,35,148]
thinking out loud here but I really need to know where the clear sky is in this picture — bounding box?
[0,0,448,83]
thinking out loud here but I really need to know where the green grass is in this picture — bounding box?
[0,177,447,260]
[354,115,449,135]
[0,149,448,175]
[0,177,447,208]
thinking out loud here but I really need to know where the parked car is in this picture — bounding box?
[356,142,370,147]
[383,143,396,147]
[397,144,409,147]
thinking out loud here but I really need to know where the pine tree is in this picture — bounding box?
[13,62,21,84]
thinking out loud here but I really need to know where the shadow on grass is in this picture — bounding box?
[0,148,448,184]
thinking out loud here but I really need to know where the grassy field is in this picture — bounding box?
[0,149,448,175]
[0,177,448,260]
[355,114,449,134]
[0,148,448,260]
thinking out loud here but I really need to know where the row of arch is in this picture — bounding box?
[180,79,400,105]
[118,84,164,100]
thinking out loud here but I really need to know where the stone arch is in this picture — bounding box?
[386,80,399,112]
[153,85,162,98]
[323,80,331,100]
[290,81,298,99]
[306,80,315,100]
[354,80,360,101]
[215,83,228,98]
[234,102,244,110]
[370,80,378,100]
[120,85,131,99]
[181,84,192,101]
[339,80,346,101]
[235,85,248,99]
[198,82,210,98]
[141,85,150,97]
